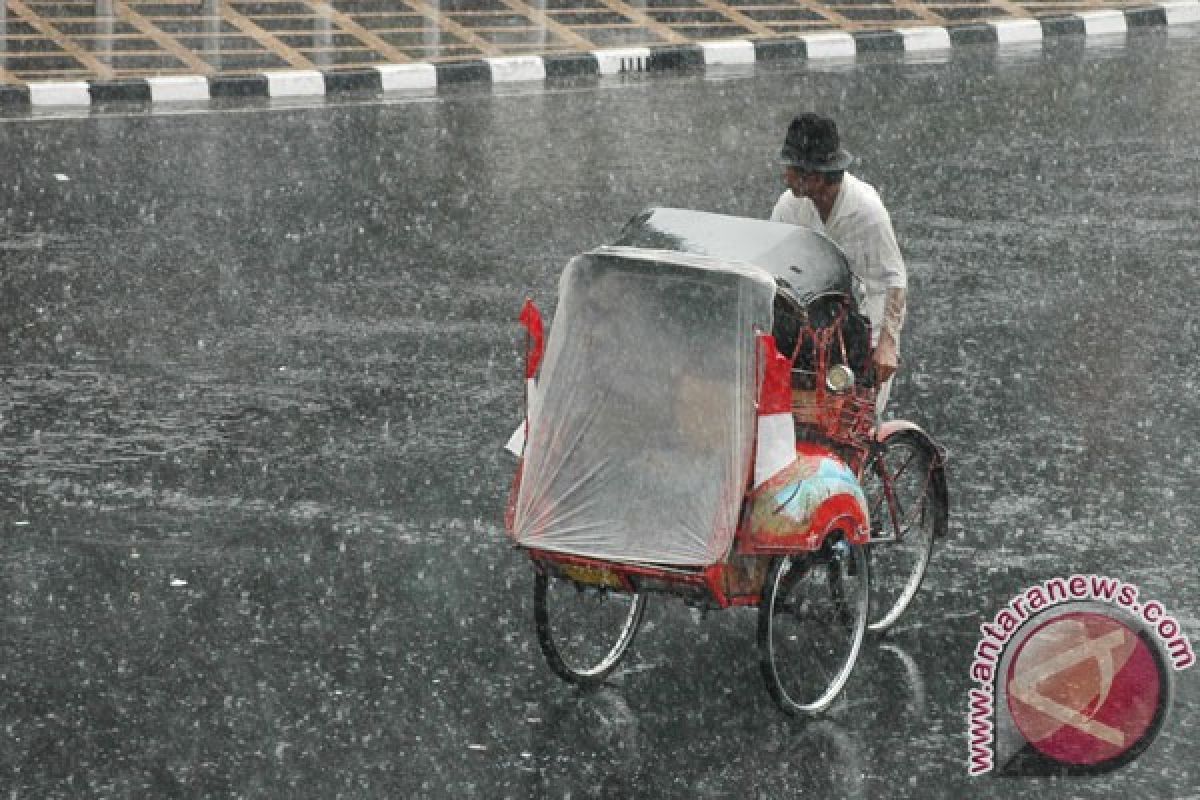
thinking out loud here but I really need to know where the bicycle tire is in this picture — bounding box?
[534,569,646,687]
[861,429,947,633]
[757,535,869,714]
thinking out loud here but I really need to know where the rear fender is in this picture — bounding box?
[738,444,870,553]
[808,492,871,548]
[875,420,947,466]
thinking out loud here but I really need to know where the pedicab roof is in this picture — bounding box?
[611,206,854,306]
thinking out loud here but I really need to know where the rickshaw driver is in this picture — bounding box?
[769,113,908,413]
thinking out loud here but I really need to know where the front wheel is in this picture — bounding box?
[757,535,869,715]
[861,430,947,633]
[534,569,646,687]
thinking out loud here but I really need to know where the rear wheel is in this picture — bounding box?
[861,430,946,633]
[757,535,869,715]
[534,569,646,687]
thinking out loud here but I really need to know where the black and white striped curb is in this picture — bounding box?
[2,1,1197,111]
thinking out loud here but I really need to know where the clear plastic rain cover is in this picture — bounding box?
[512,248,775,566]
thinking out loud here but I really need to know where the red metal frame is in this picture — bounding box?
[526,547,760,609]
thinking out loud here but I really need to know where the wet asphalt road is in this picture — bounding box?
[2,29,1200,799]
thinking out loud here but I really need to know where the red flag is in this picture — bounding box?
[757,333,793,416]
[519,298,544,379]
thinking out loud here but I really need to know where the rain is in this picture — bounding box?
[2,24,1199,799]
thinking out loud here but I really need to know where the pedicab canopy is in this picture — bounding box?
[613,206,854,305]
[509,208,856,567]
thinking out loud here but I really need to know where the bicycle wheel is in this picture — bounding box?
[862,430,947,633]
[534,569,646,687]
[757,535,869,715]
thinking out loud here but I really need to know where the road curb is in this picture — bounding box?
[3,4,1198,112]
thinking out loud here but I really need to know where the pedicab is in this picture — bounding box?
[504,207,948,714]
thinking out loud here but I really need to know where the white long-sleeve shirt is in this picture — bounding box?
[770,173,906,344]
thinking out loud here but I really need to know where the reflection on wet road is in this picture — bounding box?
[3,34,1199,797]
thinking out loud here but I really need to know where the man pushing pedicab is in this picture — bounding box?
[770,112,908,414]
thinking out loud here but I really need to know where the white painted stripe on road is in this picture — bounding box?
[990,18,1044,44]
[486,56,546,82]
[701,40,756,65]
[1077,9,1127,35]
[264,70,326,97]
[376,63,437,91]
[800,31,856,59]
[147,75,210,103]
[593,47,652,75]
[1160,0,1200,24]
[898,26,952,50]
[28,81,91,106]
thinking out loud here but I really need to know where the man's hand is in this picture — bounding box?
[874,331,898,384]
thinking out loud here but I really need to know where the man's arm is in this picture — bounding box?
[874,287,906,383]
[862,202,906,383]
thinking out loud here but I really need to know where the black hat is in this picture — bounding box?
[780,113,854,172]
